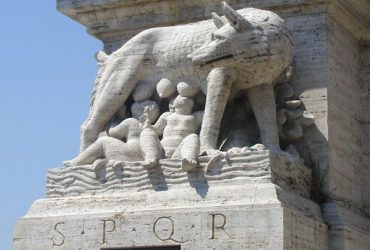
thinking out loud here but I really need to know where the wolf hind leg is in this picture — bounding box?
[80,56,143,152]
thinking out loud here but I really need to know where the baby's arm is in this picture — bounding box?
[152,112,170,136]
[193,111,204,129]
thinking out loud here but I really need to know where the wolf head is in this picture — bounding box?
[188,2,289,69]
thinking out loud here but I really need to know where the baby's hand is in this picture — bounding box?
[141,118,153,129]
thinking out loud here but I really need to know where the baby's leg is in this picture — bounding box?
[65,137,126,167]
[177,134,200,171]
[102,137,129,162]
[140,127,163,168]
[65,137,106,166]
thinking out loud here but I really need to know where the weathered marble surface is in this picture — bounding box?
[48,151,311,198]
[14,0,370,249]
[360,46,370,218]
[56,0,370,52]
[322,202,370,250]
[15,181,326,250]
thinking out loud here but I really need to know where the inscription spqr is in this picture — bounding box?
[50,213,251,247]
[210,214,233,240]
[101,219,116,245]
[153,217,188,243]
[52,222,65,247]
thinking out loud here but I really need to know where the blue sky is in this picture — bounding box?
[0,1,101,249]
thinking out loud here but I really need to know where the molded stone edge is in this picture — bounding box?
[24,184,323,222]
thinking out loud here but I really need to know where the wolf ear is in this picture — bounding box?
[222,2,252,32]
[212,12,227,29]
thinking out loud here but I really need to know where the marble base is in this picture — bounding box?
[14,182,327,250]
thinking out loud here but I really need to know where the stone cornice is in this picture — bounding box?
[56,0,317,17]
[56,0,324,43]
[57,0,370,44]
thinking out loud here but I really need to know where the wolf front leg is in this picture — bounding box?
[199,67,235,154]
[247,84,281,153]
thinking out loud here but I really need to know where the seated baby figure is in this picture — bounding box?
[141,95,203,171]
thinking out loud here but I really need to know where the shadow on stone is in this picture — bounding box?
[147,167,168,192]
[95,165,107,184]
[187,166,209,198]
[113,164,124,179]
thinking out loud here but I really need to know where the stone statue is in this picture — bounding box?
[79,2,294,156]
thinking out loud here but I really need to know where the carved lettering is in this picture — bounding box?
[153,217,188,243]
[101,219,116,244]
[153,217,174,241]
[53,222,65,247]
[210,214,233,239]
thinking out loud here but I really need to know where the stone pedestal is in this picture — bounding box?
[14,152,327,249]
[14,187,327,250]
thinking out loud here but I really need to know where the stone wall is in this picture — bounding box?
[326,15,370,216]
[285,12,328,200]
[327,15,364,210]
[359,46,370,217]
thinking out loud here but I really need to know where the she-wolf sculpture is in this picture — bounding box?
[80,2,294,155]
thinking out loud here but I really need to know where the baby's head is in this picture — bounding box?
[131,100,160,123]
[172,96,194,115]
